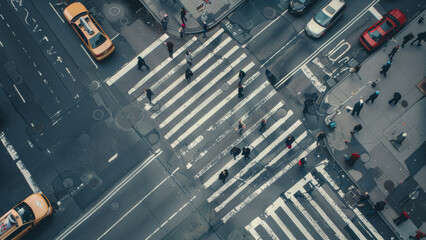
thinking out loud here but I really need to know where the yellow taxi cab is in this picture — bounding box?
[63,2,115,61]
[0,193,53,240]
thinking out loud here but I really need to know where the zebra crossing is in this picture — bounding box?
[104,28,343,232]
[245,159,385,240]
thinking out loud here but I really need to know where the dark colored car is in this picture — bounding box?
[288,0,317,15]
[360,9,407,51]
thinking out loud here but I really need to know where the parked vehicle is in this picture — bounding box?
[359,9,407,51]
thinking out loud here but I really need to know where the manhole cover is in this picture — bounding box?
[93,109,104,120]
[384,180,395,192]
[150,102,162,112]
[32,123,44,133]
[221,82,230,92]
[148,132,160,145]
[63,178,74,188]
[109,6,120,16]
[110,201,120,211]
[360,153,370,163]
[89,178,100,188]
[79,133,90,144]
[13,75,23,84]
[88,81,100,91]
[120,17,129,26]
[275,108,287,118]
[319,56,329,65]
[401,100,408,107]
[263,7,277,19]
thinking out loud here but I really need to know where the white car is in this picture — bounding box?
[305,0,346,38]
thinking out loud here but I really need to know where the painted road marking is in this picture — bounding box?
[207,120,302,201]
[274,0,381,88]
[13,84,26,103]
[151,45,240,119]
[0,132,40,193]
[190,100,283,171]
[222,143,317,223]
[55,149,161,240]
[245,217,280,240]
[128,36,197,95]
[50,2,65,23]
[106,33,169,86]
[265,203,297,240]
[301,64,326,92]
[327,39,351,62]
[368,6,382,20]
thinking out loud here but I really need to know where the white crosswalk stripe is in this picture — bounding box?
[244,160,385,239]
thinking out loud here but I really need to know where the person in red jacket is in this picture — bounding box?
[410,231,426,239]
[394,211,410,226]
[347,153,360,165]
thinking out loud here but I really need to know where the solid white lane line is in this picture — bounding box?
[214,131,307,212]
[287,190,330,240]
[274,0,381,88]
[171,73,264,149]
[300,175,346,240]
[107,153,118,163]
[316,161,384,240]
[162,53,247,133]
[207,120,301,201]
[276,198,314,240]
[128,36,198,95]
[0,132,40,193]
[301,64,326,92]
[55,149,161,240]
[245,217,280,240]
[145,196,196,240]
[191,100,283,172]
[266,206,296,240]
[106,34,169,86]
[140,30,227,104]
[13,84,26,103]
[201,108,293,186]
[97,168,179,240]
[368,6,382,20]
[50,2,65,23]
[80,44,98,69]
[222,143,317,223]
[151,45,240,119]
[242,9,288,48]
[307,174,367,240]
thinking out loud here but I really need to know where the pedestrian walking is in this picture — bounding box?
[145,89,154,105]
[390,132,407,146]
[259,119,266,132]
[237,84,244,98]
[357,192,370,207]
[230,147,241,160]
[218,169,229,183]
[401,33,414,48]
[411,31,426,46]
[367,201,386,215]
[242,147,251,159]
[388,92,402,105]
[202,21,208,38]
[161,14,169,31]
[185,51,192,66]
[235,119,245,135]
[285,135,295,149]
[365,91,379,104]
[393,211,410,226]
[298,157,307,172]
[346,152,360,165]
[316,132,326,146]
[185,68,193,83]
[137,56,150,70]
[350,64,361,80]
[238,70,246,84]
[165,41,174,58]
[351,100,364,117]
[350,124,363,136]
[388,45,400,61]
[410,231,426,239]
[180,7,187,23]
[179,23,185,38]
[380,61,391,77]
[55,0,69,5]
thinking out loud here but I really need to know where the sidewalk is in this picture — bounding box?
[319,13,426,240]
[138,0,244,35]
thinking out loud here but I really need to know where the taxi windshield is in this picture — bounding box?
[14,203,35,224]
[314,10,331,27]
[89,32,107,49]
